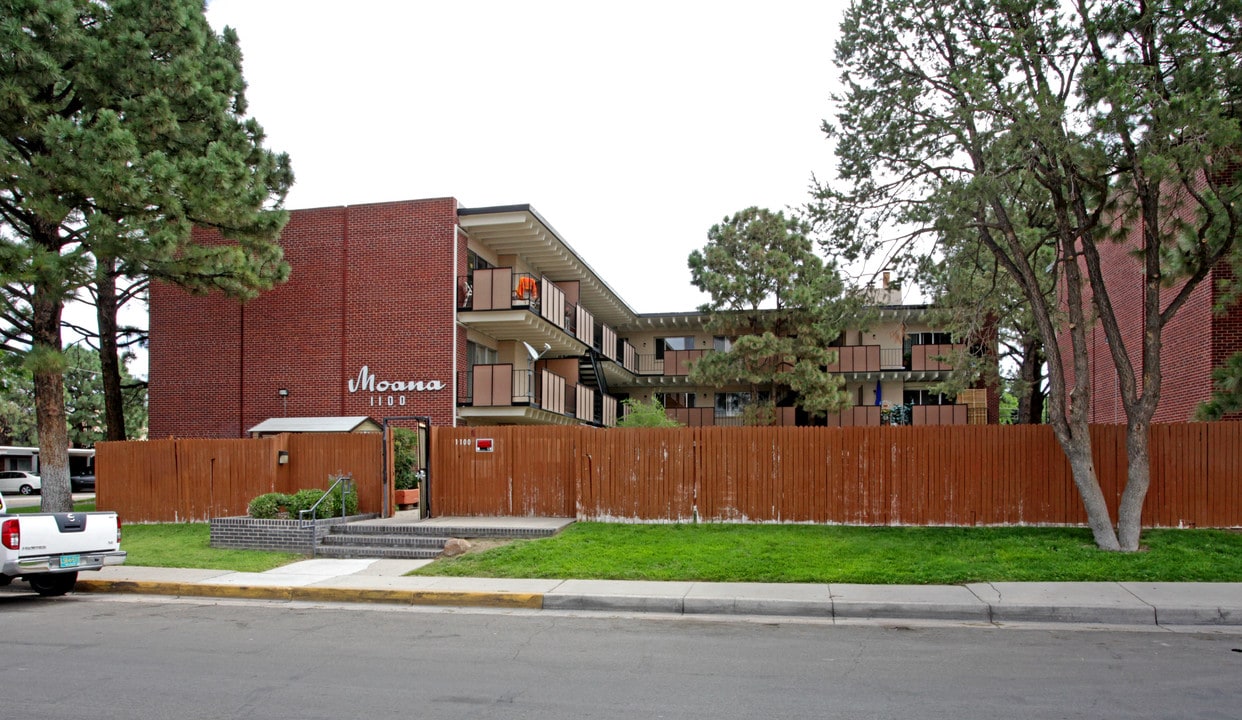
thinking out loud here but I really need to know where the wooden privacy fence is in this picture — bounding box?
[96,433,383,522]
[431,423,1242,527]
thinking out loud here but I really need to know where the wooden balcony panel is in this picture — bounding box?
[667,407,715,426]
[911,344,963,372]
[541,281,567,330]
[576,385,595,421]
[828,345,881,373]
[622,342,638,373]
[600,325,617,361]
[541,370,566,414]
[666,349,708,376]
[472,364,514,407]
[576,305,594,346]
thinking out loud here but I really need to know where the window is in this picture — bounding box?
[655,336,695,360]
[714,391,770,417]
[466,250,493,274]
[907,332,953,346]
[656,392,695,409]
[713,336,733,352]
[903,388,955,405]
[466,341,498,367]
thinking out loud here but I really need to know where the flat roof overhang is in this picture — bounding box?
[457,309,588,357]
[458,206,636,330]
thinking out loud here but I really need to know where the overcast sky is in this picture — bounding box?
[113,1,862,378]
[202,0,857,312]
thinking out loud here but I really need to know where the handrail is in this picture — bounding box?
[299,473,354,528]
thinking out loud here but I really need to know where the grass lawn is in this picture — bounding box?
[122,523,301,572]
[6,499,98,513]
[412,523,1242,584]
[6,501,298,572]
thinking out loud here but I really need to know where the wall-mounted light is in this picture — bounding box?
[278,388,289,397]
[278,388,289,417]
[277,450,289,465]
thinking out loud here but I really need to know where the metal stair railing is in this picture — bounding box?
[299,473,355,528]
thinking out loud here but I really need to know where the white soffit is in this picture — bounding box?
[459,209,636,329]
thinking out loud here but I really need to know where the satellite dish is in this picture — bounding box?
[523,341,551,362]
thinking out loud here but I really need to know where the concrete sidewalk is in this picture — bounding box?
[66,560,1242,627]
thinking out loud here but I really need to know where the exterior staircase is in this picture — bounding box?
[314,516,570,559]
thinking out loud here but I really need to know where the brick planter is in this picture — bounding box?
[210,514,378,554]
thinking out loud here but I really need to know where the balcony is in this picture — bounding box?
[633,349,710,377]
[825,344,966,380]
[657,404,968,427]
[909,344,962,371]
[457,364,618,427]
[458,269,637,383]
[663,407,797,427]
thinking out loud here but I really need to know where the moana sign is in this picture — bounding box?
[348,366,445,407]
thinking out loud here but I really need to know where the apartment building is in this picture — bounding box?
[148,198,994,438]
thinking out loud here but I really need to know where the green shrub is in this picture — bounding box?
[393,427,420,490]
[324,482,360,517]
[284,484,359,520]
[286,488,328,519]
[247,493,291,519]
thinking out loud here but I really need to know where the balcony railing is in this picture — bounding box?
[459,268,634,377]
[659,403,968,428]
[634,349,709,376]
[825,344,966,373]
[458,268,568,332]
[616,339,637,372]
[880,347,905,370]
[910,344,963,371]
[827,345,881,373]
[665,407,797,427]
[458,364,618,426]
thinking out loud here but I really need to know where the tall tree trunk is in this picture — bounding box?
[31,245,71,512]
[1117,418,1152,551]
[1015,335,1046,424]
[95,254,128,441]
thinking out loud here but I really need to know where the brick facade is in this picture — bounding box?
[149,198,462,438]
[1059,184,1242,423]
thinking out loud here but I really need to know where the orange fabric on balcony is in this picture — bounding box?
[516,276,539,300]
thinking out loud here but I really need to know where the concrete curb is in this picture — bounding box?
[71,578,1242,627]
[74,579,544,610]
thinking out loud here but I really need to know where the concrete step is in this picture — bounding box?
[334,523,561,539]
[315,544,443,560]
[318,533,446,550]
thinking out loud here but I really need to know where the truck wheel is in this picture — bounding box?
[29,572,78,597]
[19,484,34,495]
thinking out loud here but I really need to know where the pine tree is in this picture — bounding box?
[0,0,293,509]
[687,208,855,423]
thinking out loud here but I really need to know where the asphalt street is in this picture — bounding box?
[4,594,1240,720]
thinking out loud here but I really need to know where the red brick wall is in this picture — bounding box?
[1059,181,1240,423]
[149,285,243,437]
[149,198,461,438]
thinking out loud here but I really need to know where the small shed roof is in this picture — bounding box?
[247,416,382,436]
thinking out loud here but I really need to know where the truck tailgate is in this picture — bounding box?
[17,512,121,557]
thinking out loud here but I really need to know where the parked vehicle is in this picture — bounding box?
[0,493,126,596]
[0,470,40,495]
[70,474,96,492]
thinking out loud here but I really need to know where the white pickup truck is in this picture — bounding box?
[0,493,127,596]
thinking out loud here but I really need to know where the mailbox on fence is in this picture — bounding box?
[476,438,494,453]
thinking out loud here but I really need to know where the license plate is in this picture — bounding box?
[59,554,80,569]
